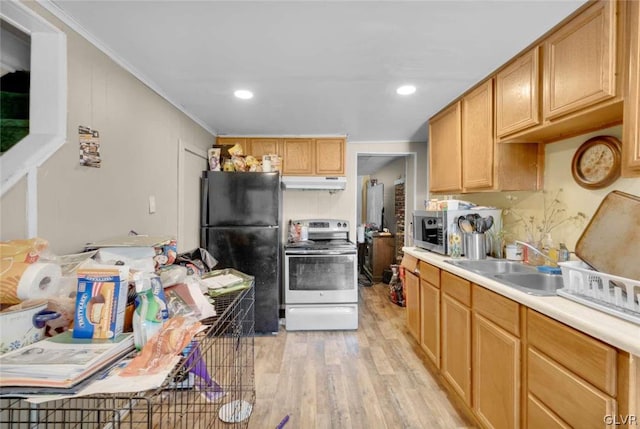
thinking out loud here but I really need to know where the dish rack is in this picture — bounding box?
[0,284,255,428]
[558,261,640,325]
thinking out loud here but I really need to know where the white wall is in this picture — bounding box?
[282,141,428,246]
[462,125,640,250]
[0,2,214,254]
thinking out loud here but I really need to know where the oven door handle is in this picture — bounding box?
[286,250,357,256]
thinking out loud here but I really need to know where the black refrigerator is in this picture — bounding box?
[200,171,281,334]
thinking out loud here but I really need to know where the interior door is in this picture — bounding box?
[178,140,208,253]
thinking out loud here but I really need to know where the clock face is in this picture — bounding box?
[579,144,615,183]
[571,136,622,190]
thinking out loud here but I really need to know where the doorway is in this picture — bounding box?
[356,152,414,272]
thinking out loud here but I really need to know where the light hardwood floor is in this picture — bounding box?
[248,283,476,428]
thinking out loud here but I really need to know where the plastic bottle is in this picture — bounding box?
[558,243,570,262]
[132,279,165,350]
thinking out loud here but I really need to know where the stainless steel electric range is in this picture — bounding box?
[284,219,358,330]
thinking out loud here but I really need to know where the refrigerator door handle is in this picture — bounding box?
[200,176,209,226]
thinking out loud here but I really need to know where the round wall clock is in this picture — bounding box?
[571,135,622,190]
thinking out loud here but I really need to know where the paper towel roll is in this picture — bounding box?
[357,225,365,243]
[16,263,62,301]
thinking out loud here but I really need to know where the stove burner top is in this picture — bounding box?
[285,238,356,252]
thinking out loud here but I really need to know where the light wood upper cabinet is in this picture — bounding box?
[282,139,314,175]
[428,82,540,193]
[496,47,541,138]
[543,0,617,121]
[282,138,345,176]
[429,102,462,193]
[623,0,640,177]
[315,138,345,175]
[462,80,494,190]
[247,138,281,160]
[216,136,247,148]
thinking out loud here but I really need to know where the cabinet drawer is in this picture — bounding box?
[472,284,519,337]
[527,310,617,395]
[419,261,439,287]
[527,394,571,429]
[441,271,470,306]
[401,254,418,274]
[528,348,616,429]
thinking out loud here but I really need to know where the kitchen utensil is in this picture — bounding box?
[484,215,494,231]
[575,190,640,280]
[458,219,474,233]
[0,301,61,354]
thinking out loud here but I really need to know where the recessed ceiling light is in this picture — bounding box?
[234,89,253,99]
[396,85,416,95]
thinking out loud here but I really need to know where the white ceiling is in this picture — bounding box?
[47,0,585,143]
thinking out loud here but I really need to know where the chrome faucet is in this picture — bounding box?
[514,240,556,265]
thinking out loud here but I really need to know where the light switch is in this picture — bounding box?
[148,195,156,214]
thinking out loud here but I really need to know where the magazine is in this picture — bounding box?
[0,331,134,388]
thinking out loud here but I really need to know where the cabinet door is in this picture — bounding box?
[441,293,471,405]
[462,80,494,190]
[405,271,420,342]
[623,0,640,177]
[429,102,462,192]
[420,280,440,367]
[528,347,616,429]
[315,138,345,175]
[473,313,520,429]
[543,0,616,120]
[216,137,247,148]
[248,138,280,160]
[496,47,541,138]
[282,138,314,175]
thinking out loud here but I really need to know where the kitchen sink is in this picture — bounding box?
[445,259,537,274]
[445,259,564,296]
[491,273,564,296]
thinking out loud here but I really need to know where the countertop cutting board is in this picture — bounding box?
[575,190,640,281]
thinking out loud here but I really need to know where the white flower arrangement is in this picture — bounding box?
[503,189,588,244]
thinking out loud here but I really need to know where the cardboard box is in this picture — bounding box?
[73,266,129,339]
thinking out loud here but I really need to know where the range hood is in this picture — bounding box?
[281,176,346,190]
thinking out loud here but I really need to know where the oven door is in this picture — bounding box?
[285,253,357,304]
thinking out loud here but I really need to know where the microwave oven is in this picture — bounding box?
[412,208,502,255]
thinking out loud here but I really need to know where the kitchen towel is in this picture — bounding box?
[357,225,365,243]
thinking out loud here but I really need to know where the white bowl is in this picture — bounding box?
[0,301,60,354]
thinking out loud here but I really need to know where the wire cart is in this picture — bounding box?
[0,283,255,428]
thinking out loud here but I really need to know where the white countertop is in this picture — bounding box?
[403,247,640,357]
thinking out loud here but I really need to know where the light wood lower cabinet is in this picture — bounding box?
[402,254,420,342]
[404,270,420,342]
[527,309,620,429]
[473,285,521,429]
[527,348,616,429]
[419,261,440,367]
[405,264,631,429]
[441,272,472,405]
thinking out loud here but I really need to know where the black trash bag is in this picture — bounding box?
[175,248,218,276]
